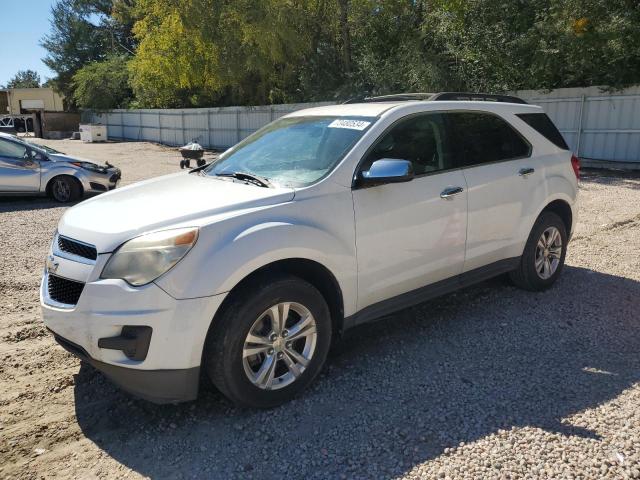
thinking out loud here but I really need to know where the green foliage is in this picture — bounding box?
[423,0,640,91]
[4,70,41,88]
[72,55,133,109]
[41,0,137,108]
[128,0,313,107]
[42,0,640,108]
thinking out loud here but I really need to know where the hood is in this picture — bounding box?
[58,172,295,252]
[49,153,107,169]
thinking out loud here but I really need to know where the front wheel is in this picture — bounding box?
[49,176,81,203]
[204,275,332,408]
[510,211,568,291]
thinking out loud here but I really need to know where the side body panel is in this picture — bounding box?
[0,156,40,191]
[155,182,360,316]
[461,155,547,271]
[461,112,578,272]
[352,170,468,310]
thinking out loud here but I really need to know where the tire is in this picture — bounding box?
[49,176,82,203]
[509,211,568,291]
[204,274,332,408]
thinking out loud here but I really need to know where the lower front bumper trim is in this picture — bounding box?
[49,328,199,404]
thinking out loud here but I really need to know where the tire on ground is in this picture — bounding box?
[48,175,82,203]
[510,211,568,291]
[204,274,332,408]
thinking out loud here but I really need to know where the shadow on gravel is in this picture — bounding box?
[0,197,77,213]
[73,266,640,479]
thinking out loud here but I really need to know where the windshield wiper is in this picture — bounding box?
[215,171,273,188]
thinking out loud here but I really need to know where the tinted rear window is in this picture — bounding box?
[517,113,569,150]
[447,112,531,167]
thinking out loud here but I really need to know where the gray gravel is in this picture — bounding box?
[1,140,639,479]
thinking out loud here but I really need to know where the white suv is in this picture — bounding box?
[41,93,579,407]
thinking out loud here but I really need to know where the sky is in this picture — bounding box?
[0,0,57,87]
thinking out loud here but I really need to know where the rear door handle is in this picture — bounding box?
[440,186,464,199]
[519,167,535,177]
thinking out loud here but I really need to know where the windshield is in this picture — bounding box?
[19,138,62,154]
[204,116,376,187]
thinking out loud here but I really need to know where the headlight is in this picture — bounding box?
[101,228,198,286]
[71,161,107,173]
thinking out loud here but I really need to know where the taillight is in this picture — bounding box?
[571,154,580,179]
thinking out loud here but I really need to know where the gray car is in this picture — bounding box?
[0,133,120,202]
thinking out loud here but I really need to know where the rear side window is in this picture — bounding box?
[447,112,531,167]
[517,113,569,150]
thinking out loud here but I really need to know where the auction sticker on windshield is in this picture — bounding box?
[328,119,371,130]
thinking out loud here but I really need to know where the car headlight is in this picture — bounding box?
[101,228,198,286]
[71,161,108,173]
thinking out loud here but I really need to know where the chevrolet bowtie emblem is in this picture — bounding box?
[46,255,59,274]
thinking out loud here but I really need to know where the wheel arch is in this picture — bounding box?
[45,174,84,198]
[541,199,573,234]
[210,258,345,341]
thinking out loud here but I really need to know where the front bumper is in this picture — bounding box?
[49,329,200,403]
[40,245,227,403]
[83,166,121,193]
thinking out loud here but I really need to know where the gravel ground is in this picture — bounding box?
[1,139,639,479]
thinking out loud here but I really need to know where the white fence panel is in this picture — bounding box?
[514,85,640,164]
[89,90,639,164]
[90,102,332,150]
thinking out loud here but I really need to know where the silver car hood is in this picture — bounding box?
[48,153,106,168]
[57,172,295,252]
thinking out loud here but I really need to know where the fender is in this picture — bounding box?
[155,202,358,316]
[40,163,90,193]
[516,170,578,256]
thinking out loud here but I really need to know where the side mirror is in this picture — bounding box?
[31,150,47,161]
[359,159,414,186]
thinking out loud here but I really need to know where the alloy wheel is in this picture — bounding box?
[52,179,71,202]
[242,302,317,390]
[535,226,562,279]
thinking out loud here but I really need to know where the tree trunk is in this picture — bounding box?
[337,0,352,74]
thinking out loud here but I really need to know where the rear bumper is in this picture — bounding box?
[50,328,200,403]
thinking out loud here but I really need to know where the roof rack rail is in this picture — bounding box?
[342,92,527,105]
[430,92,528,104]
[342,93,434,104]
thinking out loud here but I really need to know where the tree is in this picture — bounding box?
[41,0,137,107]
[40,0,640,109]
[72,55,133,109]
[421,0,640,92]
[5,70,41,88]
[129,0,312,107]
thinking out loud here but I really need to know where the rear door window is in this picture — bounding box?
[517,113,569,150]
[447,112,531,167]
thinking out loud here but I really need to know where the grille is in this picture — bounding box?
[57,235,97,261]
[48,274,85,305]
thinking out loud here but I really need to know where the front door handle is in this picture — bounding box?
[440,186,464,199]
[519,167,535,177]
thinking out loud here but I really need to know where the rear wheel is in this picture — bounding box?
[204,275,332,408]
[49,176,81,203]
[510,211,567,291]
